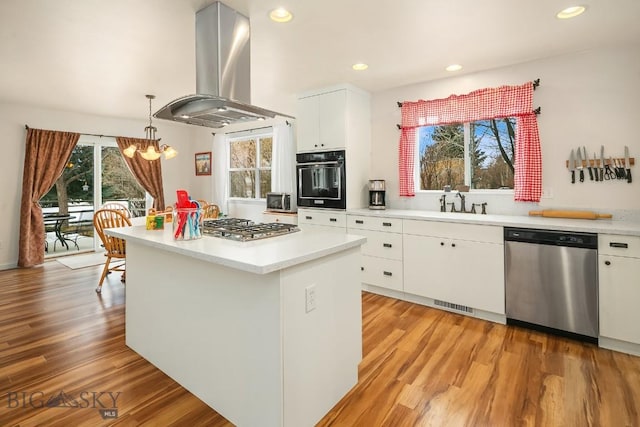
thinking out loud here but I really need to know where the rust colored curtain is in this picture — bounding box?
[398,82,541,201]
[18,128,80,267]
[116,137,166,211]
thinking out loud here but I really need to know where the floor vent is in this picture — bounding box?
[434,299,473,314]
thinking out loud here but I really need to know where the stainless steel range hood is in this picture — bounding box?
[154,1,292,129]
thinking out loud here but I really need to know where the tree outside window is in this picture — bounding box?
[417,118,516,191]
[229,135,272,198]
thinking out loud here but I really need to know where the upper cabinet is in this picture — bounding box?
[296,84,370,153]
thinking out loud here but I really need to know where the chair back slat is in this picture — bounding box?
[94,209,132,256]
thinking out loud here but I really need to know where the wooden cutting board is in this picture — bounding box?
[529,210,613,220]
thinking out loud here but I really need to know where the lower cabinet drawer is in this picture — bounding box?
[348,229,403,260]
[361,256,403,291]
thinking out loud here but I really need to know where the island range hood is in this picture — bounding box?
[154,1,292,129]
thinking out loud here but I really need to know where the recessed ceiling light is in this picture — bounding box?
[269,8,293,23]
[352,63,368,71]
[556,6,586,19]
[445,64,463,72]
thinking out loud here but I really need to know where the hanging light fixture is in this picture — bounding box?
[124,94,178,160]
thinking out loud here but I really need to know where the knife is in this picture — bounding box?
[615,158,624,179]
[576,147,584,182]
[625,145,632,183]
[583,146,593,180]
[569,149,575,183]
[600,146,605,181]
[593,152,599,181]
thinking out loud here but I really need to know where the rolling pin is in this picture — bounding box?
[529,210,612,220]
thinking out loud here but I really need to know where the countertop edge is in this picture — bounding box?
[106,227,366,274]
[346,208,640,236]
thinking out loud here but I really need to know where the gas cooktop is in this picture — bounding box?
[202,218,300,242]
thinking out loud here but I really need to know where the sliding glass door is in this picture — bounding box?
[41,135,145,256]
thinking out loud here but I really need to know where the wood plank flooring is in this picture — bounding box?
[1,261,639,426]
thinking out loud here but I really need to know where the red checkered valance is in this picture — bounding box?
[398,81,541,202]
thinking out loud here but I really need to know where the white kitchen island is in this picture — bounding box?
[106,225,366,427]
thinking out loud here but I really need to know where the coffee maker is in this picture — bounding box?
[368,180,386,210]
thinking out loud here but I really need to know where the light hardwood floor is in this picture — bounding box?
[1,261,639,426]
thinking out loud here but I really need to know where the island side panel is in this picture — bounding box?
[125,240,283,427]
[280,246,363,427]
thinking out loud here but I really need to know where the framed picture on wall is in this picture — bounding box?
[195,152,212,176]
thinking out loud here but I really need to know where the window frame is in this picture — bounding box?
[414,120,516,194]
[227,130,273,200]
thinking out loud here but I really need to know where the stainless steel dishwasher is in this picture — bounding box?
[504,228,598,343]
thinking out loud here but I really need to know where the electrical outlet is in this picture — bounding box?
[305,285,316,313]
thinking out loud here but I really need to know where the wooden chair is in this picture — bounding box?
[101,202,132,218]
[93,208,132,293]
[202,204,220,219]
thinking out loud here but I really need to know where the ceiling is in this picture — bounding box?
[1,0,638,121]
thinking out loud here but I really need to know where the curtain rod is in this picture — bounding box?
[396,78,541,108]
[24,125,161,142]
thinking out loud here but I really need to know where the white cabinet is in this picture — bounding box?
[403,220,505,315]
[599,234,640,348]
[262,212,298,225]
[296,85,371,209]
[297,90,346,152]
[347,215,403,292]
[297,208,346,233]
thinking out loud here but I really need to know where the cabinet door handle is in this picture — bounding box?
[383,271,392,276]
[440,242,445,246]
[604,260,611,266]
[609,242,628,249]
[361,266,364,271]
[383,243,392,248]
[451,243,456,248]
[355,220,364,224]
[329,218,337,222]
[305,216,313,220]
[383,222,392,227]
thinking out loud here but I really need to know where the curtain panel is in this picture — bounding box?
[271,123,296,200]
[116,137,166,211]
[18,128,80,267]
[398,82,541,201]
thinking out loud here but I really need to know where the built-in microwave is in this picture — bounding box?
[265,192,295,213]
[296,150,346,209]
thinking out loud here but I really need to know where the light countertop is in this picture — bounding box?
[347,208,640,236]
[106,226,366,275]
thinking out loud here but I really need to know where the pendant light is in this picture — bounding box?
[124,95,178,160]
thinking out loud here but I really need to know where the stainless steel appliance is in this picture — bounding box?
[368,179,386,210]
[266,192,295,213]
[202,218,299,241]
[296,150,346,209]
[153,2,293,129]
[504,227,598,343]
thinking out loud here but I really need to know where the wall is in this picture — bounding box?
[0,103,213,269]
[370,44,640,218]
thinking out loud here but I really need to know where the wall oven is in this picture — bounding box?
[296,150,346,209]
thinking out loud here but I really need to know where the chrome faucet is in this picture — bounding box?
[456,191,467,213]
[439,194,447,212]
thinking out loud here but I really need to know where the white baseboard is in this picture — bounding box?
[0,262,17,271]
[599,336,640,357]
[362,283,506,325]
